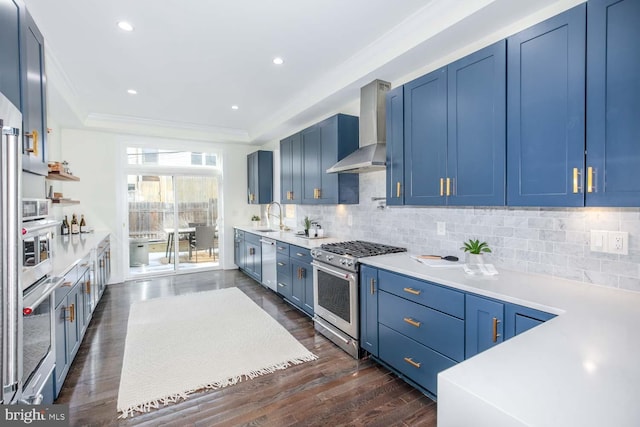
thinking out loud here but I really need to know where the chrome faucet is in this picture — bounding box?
[267,201,285,230]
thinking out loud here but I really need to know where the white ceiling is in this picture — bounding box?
[24,0,581,145]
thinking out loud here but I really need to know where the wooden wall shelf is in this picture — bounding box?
[51,199,80,205]
[47,171,80,181]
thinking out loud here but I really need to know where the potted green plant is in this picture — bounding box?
[251,215,260,228]
[303,216,313,236]
[460,239,491,264]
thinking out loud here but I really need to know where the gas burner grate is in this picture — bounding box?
[320,240,407,258]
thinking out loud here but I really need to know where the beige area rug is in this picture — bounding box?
[117,287,317,418]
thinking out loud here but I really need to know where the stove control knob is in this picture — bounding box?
[347,260,354,267]
[326,255,334,261]
[339,259,346,265]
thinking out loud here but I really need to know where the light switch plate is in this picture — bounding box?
[437,222,446,236]
[590,230,607,252]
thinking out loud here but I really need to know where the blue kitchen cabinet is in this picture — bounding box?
[290,246,313,315]
[447,41,506,206]
[244,232,262,282]
[403,67,448,205]
[504,303,556,340]
[280,133,302,204]
[0,0,23,110]
[506,5,586,206]
[465,294,504,359]
[586,0,640,206]
[359,265,379,356]
[247,150,273,205]
[276,253,292,300]
[54,277,83,396]
[22,9,48,176]
[385,86,404,205]
[301,114,359,205]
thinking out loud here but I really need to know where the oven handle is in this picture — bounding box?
[311,261,356,281]
[21,220,61,237]
[314,317,351,345]
[23,276,65,313]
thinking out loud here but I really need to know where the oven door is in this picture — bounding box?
[312,261,359,339]
[22,222,57,292]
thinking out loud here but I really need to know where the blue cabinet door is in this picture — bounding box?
[0,0,23,109]
[386,87,404,205]
[301,125,322,204]
[504,303,556,340]
[465,294,504,359]
[22,10,48,176]
[404,67,448,205]
[247,150,273,204]
[360,265,379,356]
[290,258,305,309]
[586,0,640,206]
[448,41,506,206]
[280,134,302,204]
[53,300,68,396]
[507,5,586,206]
[301,262,313,316]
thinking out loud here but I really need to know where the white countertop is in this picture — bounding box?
[234,225,343,249]
[360,252,640,427]
[52,231,109,277]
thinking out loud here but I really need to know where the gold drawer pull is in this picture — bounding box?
[572,167,582,194]
[403,287,421,296]
[403,317,421,328]
[396,181,401,198]
[440,178,444,196]
[277,262,285,266]
[66,303,75,322]
[62,281,72,287]
[403,357,421,369]
[25,130,39,155]
[492,317,500,343]
[295,252,305,257]
[278,282,287,288]
[446,177,451,196]
[587,166,594,193]
[85,281,91,294]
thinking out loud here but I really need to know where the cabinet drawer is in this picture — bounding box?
[289,245,311,263]
[244,232,260,245]
[378,270,464,319]
[55,265,78,305]
[276,254,290,276]
[379,324,456,396]
[276,274,292,298]
[276,241,290,256]
[379,290,464,362]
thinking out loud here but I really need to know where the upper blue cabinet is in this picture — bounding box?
[280,114,359,205]
[0,0,23,110]
[586,0,640,206]
[385,86,404,206]
[506,5,586,206]
[391,41,506,206]
[247,150,273,205]
[22,9,48,176]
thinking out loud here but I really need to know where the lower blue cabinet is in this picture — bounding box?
[360,265,379,356]
[277,244,313,316]
[504,303,556,340]
[465,294,505,359]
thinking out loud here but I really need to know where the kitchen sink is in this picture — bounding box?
[254,228,278,232]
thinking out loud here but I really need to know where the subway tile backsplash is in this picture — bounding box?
[294,171,640,293]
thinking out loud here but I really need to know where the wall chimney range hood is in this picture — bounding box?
[326,79,390,174]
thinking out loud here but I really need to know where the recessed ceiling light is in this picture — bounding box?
[127,89,137,95]
[272,57,284,65]
[117,21,134,32]
[231,105,239,110]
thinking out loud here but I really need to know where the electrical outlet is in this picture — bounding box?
[437,221,446,236]
[608,231,629,255]
[347,215,353,227]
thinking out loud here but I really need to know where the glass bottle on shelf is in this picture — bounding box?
[79,214,86,233]
[71,213,79,234]
[61,215,69,235]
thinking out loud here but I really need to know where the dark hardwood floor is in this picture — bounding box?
[56,270,437,426]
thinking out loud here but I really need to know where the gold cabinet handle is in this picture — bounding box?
[446,177,451,196]
[403,317,421,328]
[25,129,39,155]
[313,188,322,199]
[370,278,375,295]
[290,191,294,200]
[396,181,401,198]
[440,178,444,196]
[277,282,287,288]
[277,262,285,266]
[67,303,75,322]
[492,317,500,343]
[572,167,582,194]
[403,357,421,369]
[295,252,305,257]
[587,166,594,193]
[85,280,91,294]
[62,281,72,287]
[286,191,292,200]
[403,287,421,296]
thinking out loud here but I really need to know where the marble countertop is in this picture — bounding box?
[51,231,110,277]
[234,225,343,249]
[360,252,640,426]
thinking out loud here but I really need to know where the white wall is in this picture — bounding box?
[57,129,258,283]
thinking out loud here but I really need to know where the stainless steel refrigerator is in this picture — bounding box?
[1,91,23,404]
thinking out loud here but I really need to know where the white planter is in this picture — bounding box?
[466,253,485,265]
[252,221,260,228]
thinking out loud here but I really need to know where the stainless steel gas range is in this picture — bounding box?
[311,241,406,358]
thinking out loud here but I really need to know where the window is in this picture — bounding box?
[127,148,218,167]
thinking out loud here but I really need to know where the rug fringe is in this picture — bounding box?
[118,354,318,419]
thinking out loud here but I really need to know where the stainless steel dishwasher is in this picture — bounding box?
[260,237,277,291]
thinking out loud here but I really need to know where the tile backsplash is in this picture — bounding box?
[292,171,640,292]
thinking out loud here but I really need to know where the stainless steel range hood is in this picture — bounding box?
[326,79,390,173]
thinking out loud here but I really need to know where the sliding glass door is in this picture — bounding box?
[125,148,221,278]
